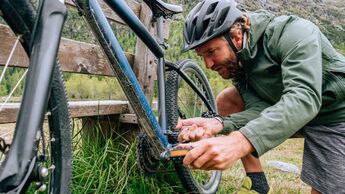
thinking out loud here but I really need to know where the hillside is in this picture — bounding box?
[178,0,345,51]
[238,0,345,50]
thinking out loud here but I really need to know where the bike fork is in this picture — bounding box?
[0,0,67,192]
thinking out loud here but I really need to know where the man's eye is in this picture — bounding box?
[207,50,215,55]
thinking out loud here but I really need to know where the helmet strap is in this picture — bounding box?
[224,33,239,58]
[242,30,248,49]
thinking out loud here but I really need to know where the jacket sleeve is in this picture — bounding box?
[221,82,271,134]
[239,18,323,156]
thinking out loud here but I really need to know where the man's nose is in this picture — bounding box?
[204,58,214,69]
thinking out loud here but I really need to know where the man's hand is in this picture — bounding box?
[176,117,223,142]
[177,131,254,170]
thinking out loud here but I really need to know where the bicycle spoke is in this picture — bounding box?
[0,69,28,111]
[176,72,209,119]
[192,74,198,117]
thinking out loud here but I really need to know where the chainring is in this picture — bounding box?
[136,132,160,176]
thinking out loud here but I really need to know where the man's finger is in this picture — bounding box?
[182,131,190,142]
[195,128,205,141]
[178,127,189,142]
[202,131,213,139]
[200,161,215,170]
[189,130,196,141]
[189,148,213,169]
[188,125,199,141]
[177,142,194,149]
[183,143,206,166]
[175,120,183,130]
[175,118,202,130]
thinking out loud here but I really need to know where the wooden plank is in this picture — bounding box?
[0,100,303,139]
[119,113,137,124]
[58,38,135,76]
[0,24,135,76]
[65,0,140,26]
[68,100,129,117]
[0,100,130,123]
[0,25,29,69]
[0,103,19,124]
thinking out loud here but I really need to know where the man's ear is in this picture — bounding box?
[232,29,243,47]
[242,14,251,32]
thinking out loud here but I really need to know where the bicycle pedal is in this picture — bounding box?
[160,146,191,162]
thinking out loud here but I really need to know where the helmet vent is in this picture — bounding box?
[192,18,198,40]
[206,2,218,15]
[202,18,211,36]
[215,7,230,28]
[192,17,197,27]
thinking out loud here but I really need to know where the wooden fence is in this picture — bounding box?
[0,0,166,137]
[0,1,304,139]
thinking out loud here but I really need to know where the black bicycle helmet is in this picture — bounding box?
[182,0,243,52]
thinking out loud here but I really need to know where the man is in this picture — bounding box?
[176,0,345,193]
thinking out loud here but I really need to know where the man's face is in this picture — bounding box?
[195,37,240,79]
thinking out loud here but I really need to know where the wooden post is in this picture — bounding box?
[133,3,157,104]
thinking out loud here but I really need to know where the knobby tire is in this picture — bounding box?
[0,0,72,193]
[166,59,221,194]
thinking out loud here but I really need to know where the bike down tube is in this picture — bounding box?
[0,0,67,190]
[79,0,168,153]
[103,0,168,132]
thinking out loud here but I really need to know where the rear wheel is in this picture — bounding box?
[0,1,72,193]
[166,59,221,193]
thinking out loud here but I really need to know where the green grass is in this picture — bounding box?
[72,124,184,194]
[72,119,309,193]
[0,122,310,193]
[217,138,310,194]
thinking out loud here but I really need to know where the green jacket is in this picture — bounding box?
[223,10,345,156]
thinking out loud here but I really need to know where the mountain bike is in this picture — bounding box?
[0,0,221,193]
[0,0,72,193]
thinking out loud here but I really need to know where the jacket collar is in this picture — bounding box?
[237,10,275,67]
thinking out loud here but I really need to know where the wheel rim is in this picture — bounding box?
[174,64,221,193]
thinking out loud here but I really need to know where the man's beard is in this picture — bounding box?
[211,57,239,79]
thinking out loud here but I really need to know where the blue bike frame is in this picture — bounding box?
[77,0,169,154]
[76,0,216,155]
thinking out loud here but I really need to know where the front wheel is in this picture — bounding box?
[166,59,221,193]
[0,1,72,193]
